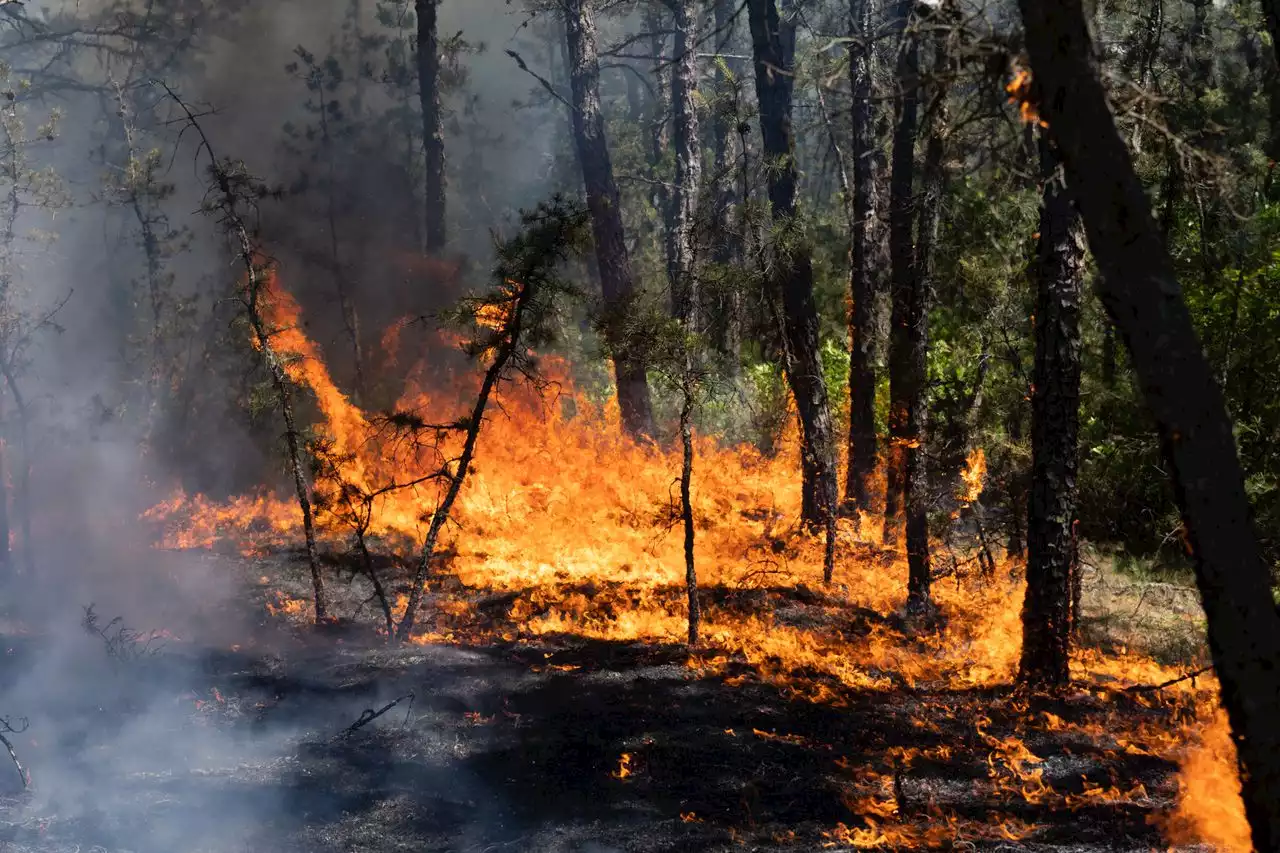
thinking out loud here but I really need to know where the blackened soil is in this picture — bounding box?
[0,550,1198,852]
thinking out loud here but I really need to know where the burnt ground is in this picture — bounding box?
[0,548,1203,853]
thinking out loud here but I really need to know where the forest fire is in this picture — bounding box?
[0,0,1272,848]
[140,274,1246,850]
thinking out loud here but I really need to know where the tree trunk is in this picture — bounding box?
[563,0,654,440]
[244,281,329,624]
[318,99,366,402]
[416,0,446,253]
[0,400,9,580]
[711,0,743,364]
[668,0,701,322]
[883,0,920,547]
[1018,1,1280,846]
[845,0,882,515]
[670,0,702,645]
[1260,0,1280,195]
[1018,133,1086,690]
[746,0,839,529]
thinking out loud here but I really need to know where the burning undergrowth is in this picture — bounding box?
[131,273,1246,851]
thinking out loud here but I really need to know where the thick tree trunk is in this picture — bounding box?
[1018,2,1280,847]
[564,0,654,440]
[416,0,446,252]
[845,0,882,515]
[883,0,920,547]
[1018,134,1086,689]
[746,0,839,529]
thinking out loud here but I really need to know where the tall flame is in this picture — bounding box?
[145,272,1240,851]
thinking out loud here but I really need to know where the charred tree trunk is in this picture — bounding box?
[746,0,839,529]
[883,0,920,547]
[1018,134,1086,690]
[1018,2,1280,846]
[416,0,446,253]
[903,61,948,613]
[564,0,654,440]
[680,380,699,645]
[845,0,882,515]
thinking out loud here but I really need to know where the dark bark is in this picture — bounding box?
[680,381,699,646]
[1018,134,1086,690]
[563,0,654,440]
[416,0,446,252]
[1100,324,1116,388]
[1018,2,1280,847]
[845,0,882,514]
[1261,0,1280,196]
[903,58,947,612]
[746,0,839,528]
[883,0,920,547]
[710,0,745,364]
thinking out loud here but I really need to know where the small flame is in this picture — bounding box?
[1006,66,1047,128]
[959,447,987,505]
[612,752,633,780]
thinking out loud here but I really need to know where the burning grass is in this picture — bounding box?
[142,273,1246,851]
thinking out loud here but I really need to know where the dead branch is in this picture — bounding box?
[504,49,572,111]
[330,692,415,742]
[1124,664,1215,694]
[82,604,167,663]
[0,716,29,789]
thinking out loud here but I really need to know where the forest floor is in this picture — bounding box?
[0,545,1214,853]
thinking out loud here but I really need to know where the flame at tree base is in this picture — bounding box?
[142,272,1247,850]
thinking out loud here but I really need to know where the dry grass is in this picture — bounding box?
[1076,548,1209,668]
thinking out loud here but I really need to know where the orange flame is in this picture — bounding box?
[144,271,1238,851]
[959,447,987,505]
[1158,707,1251,852]
[1006,67,1048,128]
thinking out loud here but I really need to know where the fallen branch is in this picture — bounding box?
[1124,664,1215,693]
[0,717,30,789]
[330,692,415,742]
